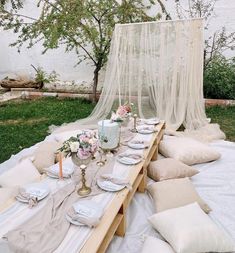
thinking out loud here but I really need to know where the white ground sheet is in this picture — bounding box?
[0,140,234,252]
[107,140,235,253]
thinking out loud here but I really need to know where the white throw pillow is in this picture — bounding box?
[33,141,62,173]
[159,136,221,165]
[53,130,82,142]
[148,158,199,181]
[0,159,41,187]
[141,236,175,253]
[147,178,211,213]
[148,203,235,253]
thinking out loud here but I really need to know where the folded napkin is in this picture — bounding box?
[137,125,155,131]
[118,153,142,164]
[66,200,104,227]
[46,162,74,178]
[66,207,100,227]
[118,153,142,160]
[16,187,48,208]
[101,174,132,190]
[128,140,149,149]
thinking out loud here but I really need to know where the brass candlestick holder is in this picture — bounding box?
[96,148,106,167]
[71,153,92,196]
[77,164,91,196]
[131,114,138,133]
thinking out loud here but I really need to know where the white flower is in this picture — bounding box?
[69,141,79,153]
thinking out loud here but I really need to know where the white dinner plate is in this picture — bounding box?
[137,126,156,134]
[46,171,72,179]
[65,214,84,226]
[97,179,125,192]
[117,153,142,165]
[128,140,149,149]
[16,183,50,203]
[66,200,103,226]
[145,118,160,125]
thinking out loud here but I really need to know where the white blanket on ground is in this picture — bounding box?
[0,140,235,253]
[107,140,235,253]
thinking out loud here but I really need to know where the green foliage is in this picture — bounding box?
[204,56,235,99]
[31,65,58,84]
[206,105,235,142]
[175,0,235,69]
[0,0,164,100]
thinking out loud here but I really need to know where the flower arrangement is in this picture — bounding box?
[111,102,133,122]
[59,131,98,160]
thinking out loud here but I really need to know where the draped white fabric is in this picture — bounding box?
[53,18,209,133]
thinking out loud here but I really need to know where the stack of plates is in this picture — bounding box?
[16,183,50,203]
[144,118,160,125]
[96,179,125,192]
[137,125,156,134]
[117,152,142,165]
[66,200,104,226]
[128,140,149,149]
[46,163,74,179]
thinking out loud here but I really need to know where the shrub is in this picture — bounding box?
[203,56,235,100]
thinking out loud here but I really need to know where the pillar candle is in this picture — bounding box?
[59,152,63,179]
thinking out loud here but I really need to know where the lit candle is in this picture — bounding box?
[59,152,63,179]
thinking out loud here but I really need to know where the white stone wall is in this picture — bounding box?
[0,0,234,87]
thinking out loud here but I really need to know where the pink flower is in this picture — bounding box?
[77,148,91,160]
[117,106,127,117]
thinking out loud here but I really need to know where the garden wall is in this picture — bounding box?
[0,0,235,90]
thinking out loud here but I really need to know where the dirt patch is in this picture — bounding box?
[0,117,48,126]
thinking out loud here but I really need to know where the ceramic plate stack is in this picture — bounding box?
[16,183,50,203]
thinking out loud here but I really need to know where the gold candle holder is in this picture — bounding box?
[96,148,106,167]
[77,164,91,196]
[131,114,138,133]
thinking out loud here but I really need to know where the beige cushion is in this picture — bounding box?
[147,177,211,213]
[148,203,235,253]
[0,159,40,187]
[33,141,62,173]
[141,236,175,253]
[53,130,82,142]
[159,136,221,165]
[148,158,198,181]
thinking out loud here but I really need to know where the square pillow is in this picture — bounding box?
[53,130,82,142]
[33,141,62,173]
[147,158,198,181]
[147,177,211,213]
[159,136,221,165]
[0,159,40,187]
[141,236,175,253]
[148,203,235,253]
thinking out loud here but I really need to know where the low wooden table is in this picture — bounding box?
[80,122,165,253]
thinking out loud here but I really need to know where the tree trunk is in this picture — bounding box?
[92,66,100,103]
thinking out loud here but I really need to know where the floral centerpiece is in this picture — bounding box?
[59,131,98,161]
[111,102,133,123]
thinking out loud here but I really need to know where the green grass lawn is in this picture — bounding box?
[0,98,234,164]
[0,98,95,163]
[206,105,235,142]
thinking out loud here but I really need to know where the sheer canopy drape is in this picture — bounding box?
[54,18,208,133]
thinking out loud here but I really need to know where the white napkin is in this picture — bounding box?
[67,200,104,228]
[46,160,74,178]
[128,139,149,149]
[101,174,132,190]
[118,152,142,164]
[137,125,158,134]
[24,187,47,198]
[17,188,39,208]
